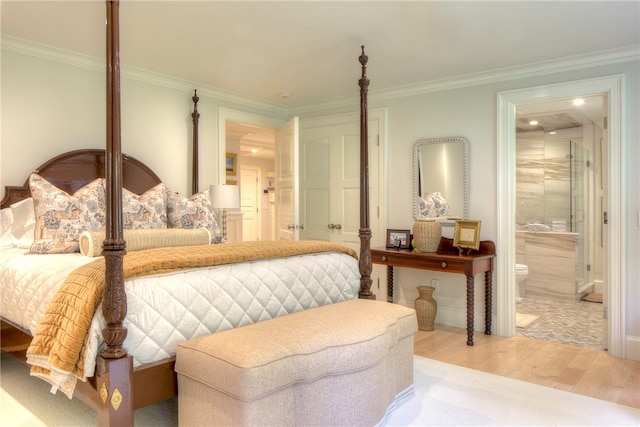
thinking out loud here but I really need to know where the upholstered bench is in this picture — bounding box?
[175,298,417,427]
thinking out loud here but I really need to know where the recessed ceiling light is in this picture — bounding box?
[251,149,258,154]
[529,120,538,126]
[572,98,585,106]
[549,131,557,135]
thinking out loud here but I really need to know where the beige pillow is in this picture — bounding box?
[79,228,211,257]
[29,174,105,254]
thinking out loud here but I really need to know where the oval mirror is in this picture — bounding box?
[413,137,469,225]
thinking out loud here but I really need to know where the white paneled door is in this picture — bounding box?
[275,117,299,241]
[299,114,382,254]
[240,164,261,241]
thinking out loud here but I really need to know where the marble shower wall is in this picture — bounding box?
[515,134,578,228]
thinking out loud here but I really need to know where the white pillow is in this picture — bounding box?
[0,207,14,248]
[9,198,36,249]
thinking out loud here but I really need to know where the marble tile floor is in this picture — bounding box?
[515,296,604,350]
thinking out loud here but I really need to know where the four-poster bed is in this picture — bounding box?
[0,1,375,425]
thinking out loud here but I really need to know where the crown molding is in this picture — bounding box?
[290,45,639,115]
[3,35,637,117]
[1,35,289,116]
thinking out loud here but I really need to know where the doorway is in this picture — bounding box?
[496,75,625,358]
[219,108,284,241]
[513,98,604,349]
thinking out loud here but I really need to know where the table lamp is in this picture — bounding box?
[210,184,240,242]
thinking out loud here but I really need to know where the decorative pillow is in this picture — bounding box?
[0,207,14,249]
[9,198,36,248]
[79,228,211,257]
[417,191,449,219]
[29,174,105,254]
[166,188,222,243]
[122,183,167,229]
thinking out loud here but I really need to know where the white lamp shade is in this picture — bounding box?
[210,184,240,209]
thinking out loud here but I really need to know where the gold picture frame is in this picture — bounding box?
[225,152,237,175]
[453,220,481,251]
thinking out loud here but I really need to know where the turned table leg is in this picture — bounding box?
[465,274,474,346]
[387,266,394,303]
[484,270,492,335]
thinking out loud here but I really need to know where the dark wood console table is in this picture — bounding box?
[371,237,496,346]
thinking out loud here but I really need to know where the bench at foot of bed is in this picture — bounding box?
[175,298,418,427]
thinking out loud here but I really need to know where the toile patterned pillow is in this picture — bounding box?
[166,188,222,243]
[29,174,105,254]
[122,183,167,229]
[417,191,449,219]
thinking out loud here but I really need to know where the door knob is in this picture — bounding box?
[328,224,335,229]
[334,224,342,230]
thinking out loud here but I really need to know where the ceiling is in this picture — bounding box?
[226,121,276,158]
[515,95,605,133]
[1,1,638,157]
[2,1,638,107]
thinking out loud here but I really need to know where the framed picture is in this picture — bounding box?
[225,153,237,175]
[386,229,411,249]
[453,220,481,250]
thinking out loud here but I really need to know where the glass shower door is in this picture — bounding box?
[571,141,590,288]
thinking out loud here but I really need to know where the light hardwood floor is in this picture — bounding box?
[414,325,640,409]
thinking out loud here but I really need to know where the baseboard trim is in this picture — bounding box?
[625,335,640,361]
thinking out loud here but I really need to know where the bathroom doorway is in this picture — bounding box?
[514,101,603,349]
[496,75,626,358]
[515,114,598,296]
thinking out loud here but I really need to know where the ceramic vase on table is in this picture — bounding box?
[414,286,437,331]
[412,220,442,252]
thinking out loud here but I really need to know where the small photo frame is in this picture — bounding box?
[386,229,411,249]
[225,153,237,175]
[453,220,481,250]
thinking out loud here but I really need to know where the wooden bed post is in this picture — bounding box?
[358,46,375,300]
[98,1,134,425]
[191,89,200,195]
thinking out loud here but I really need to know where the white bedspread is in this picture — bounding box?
[1,247,360,382]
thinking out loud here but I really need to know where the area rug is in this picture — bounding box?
[515,312,538,328]
[381,356,639,426]
[2,351,638,426]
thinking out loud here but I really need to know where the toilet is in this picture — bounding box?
[515,264,529,300]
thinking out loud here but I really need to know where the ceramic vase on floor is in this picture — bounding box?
[412,221,442,252]
[414,286,437,331]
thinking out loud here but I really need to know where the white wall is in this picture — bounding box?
[297,59,639,357]
[0,49,287,197]
[2,41,638,359]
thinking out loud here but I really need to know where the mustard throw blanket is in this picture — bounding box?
[26,240,357,398]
